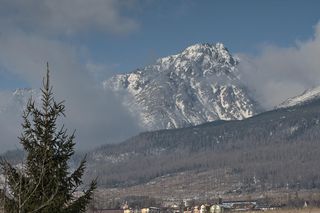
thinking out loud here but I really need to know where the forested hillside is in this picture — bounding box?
[87,99,320,191]
[2,98,320,196]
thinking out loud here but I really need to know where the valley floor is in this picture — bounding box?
[95,169,320,203]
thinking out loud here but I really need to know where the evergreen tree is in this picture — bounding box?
[0,64,96,213]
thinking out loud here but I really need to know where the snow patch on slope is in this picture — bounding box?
[278,86,320,108]
[0,88,40,113]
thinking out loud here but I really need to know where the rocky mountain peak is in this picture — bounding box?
[105,42,262,130]
[153,43,239,79]
[181,42,237,65]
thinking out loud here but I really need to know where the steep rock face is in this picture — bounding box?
[278,86,320,108]
[104,43,262,130]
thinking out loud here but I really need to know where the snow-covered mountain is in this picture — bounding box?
[0,88,40,114]
[104,43,262,130]
[278,86,320,108]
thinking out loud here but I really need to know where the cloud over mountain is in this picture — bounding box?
[0,1,142,152]
[239,22,320,108]
[0,34,141,151]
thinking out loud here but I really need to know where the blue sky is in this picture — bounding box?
[0,0,320,151]
[78,0,320,74]
[0,0,320,89]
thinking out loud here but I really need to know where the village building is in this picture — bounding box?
[192,205,200,213]
[141,207,161,213]
[221,201,256,211]
[92,209,124,213]
[209,205,223,213]
[183,207,192,213]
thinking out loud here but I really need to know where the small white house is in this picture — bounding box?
[210,205,223,213]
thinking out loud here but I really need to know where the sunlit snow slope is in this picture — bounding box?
[278,86,320,108]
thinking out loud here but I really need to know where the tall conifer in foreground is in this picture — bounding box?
[0,64,96,213]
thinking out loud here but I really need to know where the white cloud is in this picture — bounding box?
[0,0,139,36]
[0,1,143,152]
[0,31,141,152]
[239,22,320,108]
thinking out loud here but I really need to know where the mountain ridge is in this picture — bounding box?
[0,88,40,114]
[278,86,320,108]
